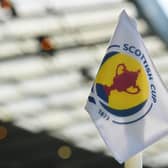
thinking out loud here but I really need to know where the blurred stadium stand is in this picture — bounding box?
[0,121,126,168]
[0,0,167,168]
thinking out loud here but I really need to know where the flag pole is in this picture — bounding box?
[124,153,142,168]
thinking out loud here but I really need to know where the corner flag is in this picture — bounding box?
[85,10,168,163]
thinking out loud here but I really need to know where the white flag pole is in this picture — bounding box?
[124,153,142,168]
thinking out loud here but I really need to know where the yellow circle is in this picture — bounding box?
[96,53,149,110]
[57,145,72,159]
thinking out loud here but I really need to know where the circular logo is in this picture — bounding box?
[94,51,150,121]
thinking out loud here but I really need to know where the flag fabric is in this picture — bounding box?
[85,10,168,163]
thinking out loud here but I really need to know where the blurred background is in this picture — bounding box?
[0,0,168,167]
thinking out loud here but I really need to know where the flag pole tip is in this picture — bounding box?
[120,9,129,17]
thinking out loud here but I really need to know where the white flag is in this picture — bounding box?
[85,10,168,163]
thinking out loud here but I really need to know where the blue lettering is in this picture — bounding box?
[123,43,129,51]
[129,46,136,53]
[122,43,153,81]
[98,109,110,120]
[151,84,157,103]
[135,49,141,57]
